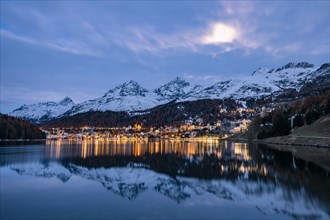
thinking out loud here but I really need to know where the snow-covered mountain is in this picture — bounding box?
[8,162,329,219]
[9,62,330,123]
[64,80,161,115]
[182,62,325,100]
[64,78,201,116]
[9,97,74,123]
[154,77,192,101]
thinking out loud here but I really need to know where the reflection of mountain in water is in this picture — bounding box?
[154,178,191,203]
[11,162,71,183]
[9,161,329,219]
[67,164,149,200]
[3,140,330,219]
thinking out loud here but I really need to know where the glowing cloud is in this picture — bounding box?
[201,23,238,44]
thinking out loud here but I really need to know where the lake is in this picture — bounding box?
[1,139,329,219]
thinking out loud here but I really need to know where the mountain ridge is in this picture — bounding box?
[9,62,330,123]
[10,97,74,124]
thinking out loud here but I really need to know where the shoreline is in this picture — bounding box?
[0,139,46,142]
[256,135,330,148]
[0,137,224,143]
[226,134,330,171]
[256,141,330,172]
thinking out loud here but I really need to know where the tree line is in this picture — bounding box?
[0,114,45,139]
[43,99,241,128]
[251,91,330,139]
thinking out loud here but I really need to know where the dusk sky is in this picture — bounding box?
[1,1,329,113]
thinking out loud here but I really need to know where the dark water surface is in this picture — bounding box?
[1,139,329,219]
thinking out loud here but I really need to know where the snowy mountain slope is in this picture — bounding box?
[250,62,317,91]
[64,78,196,115]
[9,97,74,124]
[9,62,330,122]
[183,79,241,100]
[182,85,205,100]
[8,162,329,219]
[154,77,191,101]
[63,80,161,115]
[181,62,323,100]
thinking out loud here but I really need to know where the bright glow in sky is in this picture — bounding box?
[0,1,329,113]
[202,23,238,44]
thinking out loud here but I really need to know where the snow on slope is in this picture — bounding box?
[65,78,198,115]
[183,79,240,100]
[154,77,191,101]
[181,62,320,100]
[9,62,330,122]
[8,162,329,218]
[64,80,162,115]
[9,97,74,123]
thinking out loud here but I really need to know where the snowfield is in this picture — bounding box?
[9,62,330,123]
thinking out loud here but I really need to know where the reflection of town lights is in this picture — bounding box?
[56,140,61,159]
[81,140,88,158]
[45,138,251,168]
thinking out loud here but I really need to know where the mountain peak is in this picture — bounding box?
[125,80,139,86]
[106,80,149,97]
[251,67,271,76]
[59,97,74,105]
[294,62,314,68]
[170,77,190,86]
[276,62,314,72]
[154,77,190,101]
[10,97,75,124]
[10,62,327,122]
[316,63,330,71]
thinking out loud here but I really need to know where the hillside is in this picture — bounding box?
[43,99,240,128]
[260,114,330,147]
[292,114,330,137]
[0,114,45,139]
[9,62,330,124]
[10,97,74,124]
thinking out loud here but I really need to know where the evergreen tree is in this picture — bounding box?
[271,113,290,137]
[0,114,45,139]
[324,99,330,115]
[305,111,321,125]
[293,115,304,128]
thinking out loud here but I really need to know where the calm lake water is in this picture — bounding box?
[1,139,329,220]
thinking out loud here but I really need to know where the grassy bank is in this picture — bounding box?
[257,114,330,147]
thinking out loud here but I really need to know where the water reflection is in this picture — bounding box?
[44,139,250,160]
[1,139,330,219]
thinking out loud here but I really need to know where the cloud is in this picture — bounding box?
[265,43,302,57]
[1,1,328,59]
[0,29,35,44]
[109,26,198,54]
[44,40,102,57]
[182,73,230,85]
[201,23,238,45]
[0,29,102,56]
[183,73,194,79]
[218,1,330,58]
[111,22,243,57]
